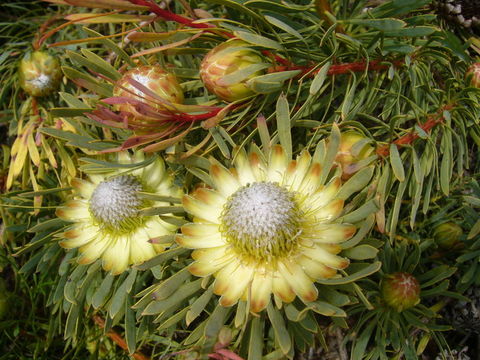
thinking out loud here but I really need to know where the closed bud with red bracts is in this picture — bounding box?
[200,39,265,102]
[113,65,184,114]
[381,272,420,312]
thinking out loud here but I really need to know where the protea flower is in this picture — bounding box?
[56,152,181,275]
[18,51,62,97]
[335,131,374,180]
[435,348,471,360]
[200,39,265,102]
[433,222,463,249]
[113,65,184,115]
[466,63,480,88]
[381,272,420,312]
[177,145,358,312]
[432,0,480,28]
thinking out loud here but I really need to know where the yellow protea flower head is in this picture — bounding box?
[56,152,182,275]
[18,51,62,97]
[177,145,358,312]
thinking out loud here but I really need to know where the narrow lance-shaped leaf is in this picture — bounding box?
[276,93,292,159]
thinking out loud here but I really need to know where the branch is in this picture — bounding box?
[93,315,150,360]
[376,104,455,157]
[269,59,404,77]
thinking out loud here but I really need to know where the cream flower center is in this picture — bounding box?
[28,74,51,89]
[89,175,143,230]
[221,182,302,262]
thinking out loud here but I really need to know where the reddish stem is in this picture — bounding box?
[127,0,213,28]
[127,0,234,38]
[269,59,405,77]
[376,104,455,157]
[93,315,150,360]
[33,14,61,50]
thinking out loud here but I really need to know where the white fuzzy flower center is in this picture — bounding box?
[89,175,142,229]
[221,182,302,262]
[28,74,51,89]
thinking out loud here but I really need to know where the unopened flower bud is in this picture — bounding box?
[113,65,184,114]
[381,272,420,312]
[466,63,480,88]
[18,51,62,97]
[433,222,463,250]
[200,39,264,102]
[218,327,233,346]
[335,131,374,180]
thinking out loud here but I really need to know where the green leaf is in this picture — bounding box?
[142,279,202,316]
[317,262,382,285]
[183,320,207,346]
[468,219,480,239]
[109,270,137,318]
[134,247,187,270]
[27,218,67,233]
[248,316,264,360]
[152,268,191,301]
[158,307,189,331]
[440,151,451,196]
[247,70,300,94]
[186,286,214,326]
[84,28,136,67]
[341,199,378,223]
[125,295,136,354]
[80,49,122,80]
[64,303,80,340]
[384,26,438,37]
[210,127,231,159]
[267,302,292,355]
[342,18,406,31]
[343,245,379,260]
[205,304,230,339]
[50,108,94,117]
[305,301,346,317]
[276,93,292,159]
[264,15,302,39]
[320,123,341,184]
[234,31,284,50]
[61,66,112,97]
[92,274,114,309]
[341,75,357,120]
[390,144,405,182]
[337,166,375,200]
[309,61,331,95]
[351,321,376,360]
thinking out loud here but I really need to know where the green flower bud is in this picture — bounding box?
[466,63,480,88]
[381,272,420,312]
[113,65,184,114]
[200,39,264,102]
[18,51,62,97]
[433,222,463,250]
[335,131,374,180]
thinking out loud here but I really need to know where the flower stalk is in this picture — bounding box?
[376,104,456,157]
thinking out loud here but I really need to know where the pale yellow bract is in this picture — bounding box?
[177,145,357,313]
[56,152,182,275]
